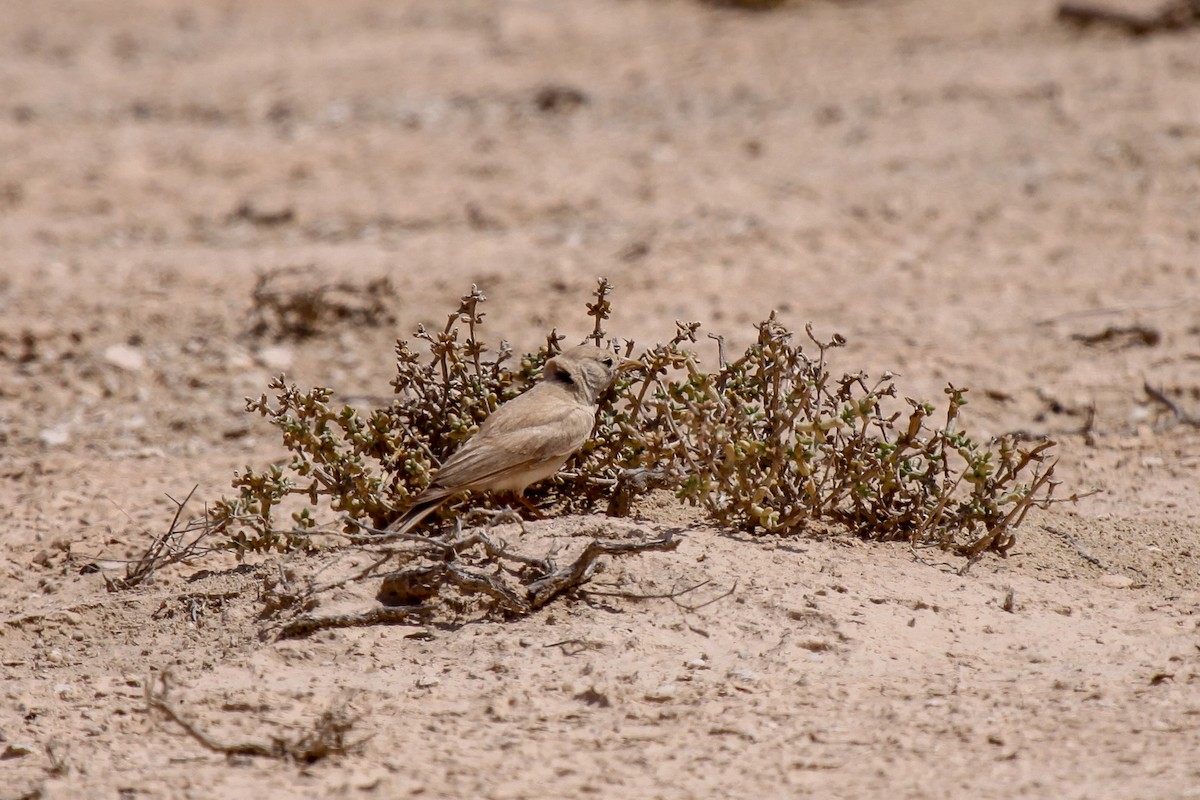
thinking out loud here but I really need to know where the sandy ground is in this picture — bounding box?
[2,0,1200,797]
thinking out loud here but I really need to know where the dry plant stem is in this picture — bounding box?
[147,675,279,758]
[306,552,394,598]
[340,518,548,570]
[273,606,430,640]
[672,580,738,612]
[1058,0,1200,34]
[108,486,216,590]
[527,534,678,609]
[1045,526,1106,570]
[583,578,736,614]
[1145,381,1200,428]
[582,579,714,601]
[145,672,365,761]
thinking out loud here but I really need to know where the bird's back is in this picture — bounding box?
[422,380,596,498]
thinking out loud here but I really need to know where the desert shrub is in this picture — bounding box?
[207,279,1057,558]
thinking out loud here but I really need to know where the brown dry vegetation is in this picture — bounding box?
[2,1,1200,798]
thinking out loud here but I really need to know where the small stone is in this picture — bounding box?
[1099,574,1134,590]
[103,343,146,372]
[727,667,760,684]
[46,649,64,664]
[224,347,256,370]
[256,345,294,371]
[38,425,71,447]
[645,683,677,702]
[1,742,34,758]
[416,676,440,689]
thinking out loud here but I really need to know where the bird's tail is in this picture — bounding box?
[384,494,449,534]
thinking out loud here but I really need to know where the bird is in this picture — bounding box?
[385,344,637,533]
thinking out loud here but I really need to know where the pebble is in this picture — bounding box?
[644,683,677,702]
[1099,574,1134,590]
[256,345,294,371]
[38,425,71,447]
[103,343,146,372]
[727,667,760,684]
[416,676,440,689]
[2,742,34,758]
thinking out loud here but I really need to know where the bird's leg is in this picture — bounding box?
[463,506,525,532]
[512,492,546,520]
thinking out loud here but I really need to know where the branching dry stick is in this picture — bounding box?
[304,551,394,599]
[273,606,430,641]
[146,673,280,758]
[1058,0,1200,34]
[106,486,218,591]
[582,578,714,601]
[528,534,679,609]
[1144,381,1200,428]
[145,672,366,760]
[582,578,738,637]
[671,580,738,612]
[1045,526,1106,570]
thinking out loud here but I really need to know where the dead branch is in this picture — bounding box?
[272,605,430,641]
[1071,324,1160,349]
[544,639,607,654]
[445,563,530,613]
[1058,0,1200,35]
[671,580,738,612]
[1034,299,1195,325]
[104,486,218,591]
[581,578,713,601]
[606,467,674,517]
[527,533,678,609]
[1144,381,1200,428]
[145,672,366,761]
[1045,526,1106,570]
[306,552,394,598]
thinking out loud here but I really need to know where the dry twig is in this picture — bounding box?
[104,486,218,591]
[1144,381,1200,428]
[1058,0,1200,34]
[527,534,679,608]
[145,672,366,761]
[1045,526,1105,570]
[274,606,430,641]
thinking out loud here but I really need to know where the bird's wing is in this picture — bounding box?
[426,388,596,495]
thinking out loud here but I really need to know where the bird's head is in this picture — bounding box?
[543,344,640,404]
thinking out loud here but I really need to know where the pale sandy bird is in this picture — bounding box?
[386,345,636,533]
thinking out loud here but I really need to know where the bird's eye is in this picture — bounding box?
[602,356,615,367]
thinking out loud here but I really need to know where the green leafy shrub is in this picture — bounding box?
[207,279,1058,558]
